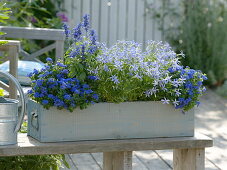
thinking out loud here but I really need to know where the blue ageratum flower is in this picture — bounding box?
[46,57,53,63]
[28,59,99,111]
[64,94,71,100]
[42,100,49,105]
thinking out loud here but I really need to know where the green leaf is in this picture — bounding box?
[61,155,70,169]
[0,13,9,19]
[78,72,86,81]
[0,40,8,46]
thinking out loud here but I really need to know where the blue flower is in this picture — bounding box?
[70,48,81,58]
[92,94,99,100]
[89,29,97,45]
[61,69,69,74]
[27,72,33,78]
[168,67,175,73]
[27,89,33,94]
[64,94,71,100]
[54,99,64,107]
[34,92,39,98]
[48,94,55,99]
[82,84,90,89]
[202,75,208,80]
[73,23,82,41]
[46,57,53,63]
[42,100,49,105]
[36,79,43,86]
[110,75,120,84]
[71,86,80,94]
[63,23,70,38]
[39,93,45,98]
[87,45,97,54]
[57,62,67,68]
[85,89,93,94]
[83,14,90,32]
[161,98,170,104]
[197,81,202,86]
[33,69,39,75]
[87,75,97,80]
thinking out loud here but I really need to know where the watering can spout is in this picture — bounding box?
[0,71,26,145]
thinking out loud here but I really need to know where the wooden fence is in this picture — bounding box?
[63,0,168,47]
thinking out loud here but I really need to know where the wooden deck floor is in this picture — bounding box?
[61,89,224,170]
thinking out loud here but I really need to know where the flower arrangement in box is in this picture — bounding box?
[28,14,207,113]
[27,14,207,142]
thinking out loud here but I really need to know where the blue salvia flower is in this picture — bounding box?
[73,23,82,41]
[89,29,97,45]
[83,14,90,32]
[63,23,70,38]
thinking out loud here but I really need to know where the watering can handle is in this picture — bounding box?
[0,71,25,133]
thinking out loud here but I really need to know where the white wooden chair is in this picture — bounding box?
[0,26,65,62]
[0,26,65,99]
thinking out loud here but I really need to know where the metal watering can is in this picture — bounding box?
[0,71,25,145]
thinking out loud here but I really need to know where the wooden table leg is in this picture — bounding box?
[103,151,132,170]
[173,148,205,170]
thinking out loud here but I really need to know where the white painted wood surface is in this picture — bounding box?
[27,100,194,142]
[63,0,169,47]
[0,26,65,61]
[0,26,65,41]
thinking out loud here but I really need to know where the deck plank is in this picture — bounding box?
[70,153,101,170]
[135,150,172,170]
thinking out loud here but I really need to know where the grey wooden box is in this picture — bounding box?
[27,100,194,142]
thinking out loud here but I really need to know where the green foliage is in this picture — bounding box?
[0,88,4,96]
[3,0,66,62]
[0,154,69,170]
[216,80,227,98]
[6,0,63,28]
[0,2,11,45]
[0,2,10,24]
[149,0,227,86]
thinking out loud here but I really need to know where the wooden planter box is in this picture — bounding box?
[27,100,194,142]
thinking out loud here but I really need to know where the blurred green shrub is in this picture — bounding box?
[4,0,66,62]
[149,0,227,87]
[216,80,227,98]
[0,2,11,45]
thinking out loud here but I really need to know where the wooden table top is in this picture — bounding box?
[0,133,213,156]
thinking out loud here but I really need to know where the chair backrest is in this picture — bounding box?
[0,26,65,62]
